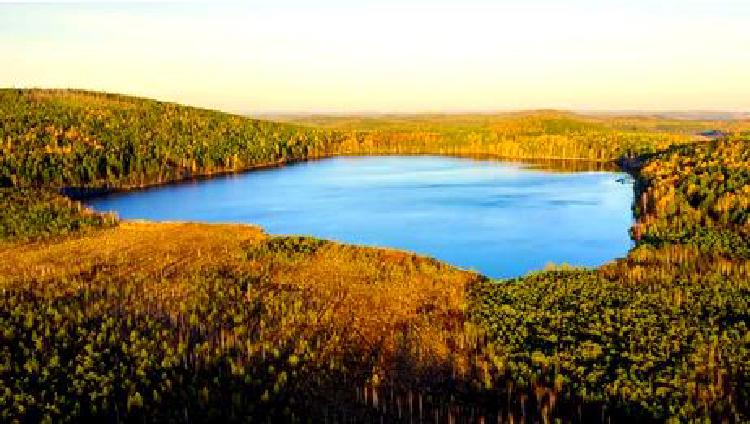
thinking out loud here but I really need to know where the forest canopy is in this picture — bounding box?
[1,89,749,422]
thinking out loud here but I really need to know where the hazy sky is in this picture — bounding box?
[2,1,749,113]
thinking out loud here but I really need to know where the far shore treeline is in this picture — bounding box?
[0,88,709,192]
[1,89,750,422]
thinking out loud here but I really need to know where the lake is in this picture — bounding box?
[86,156,635,278]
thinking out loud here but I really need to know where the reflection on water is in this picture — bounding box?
[463,155,622,173]
[86,156,634,278]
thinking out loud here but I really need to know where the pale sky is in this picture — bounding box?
[1,1,749,113]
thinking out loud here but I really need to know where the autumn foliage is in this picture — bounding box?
[1,90,750,421]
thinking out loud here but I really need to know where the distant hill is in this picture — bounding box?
[585,110,750,121]
[0,89,341,190]
[7,90,748,193]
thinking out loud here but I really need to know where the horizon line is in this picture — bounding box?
[5,86,749,120]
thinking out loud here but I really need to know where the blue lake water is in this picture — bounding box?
[86,156,635,278]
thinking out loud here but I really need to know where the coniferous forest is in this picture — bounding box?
[2,89,750,422]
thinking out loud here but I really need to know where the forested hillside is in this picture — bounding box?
[1,90,711,193]
[469,137,750,421]
[282,112,704,161]
[635,137,750,257]
[1,90,749,422]
[0,89,341,190]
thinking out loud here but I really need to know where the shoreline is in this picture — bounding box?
[59,152,626,201]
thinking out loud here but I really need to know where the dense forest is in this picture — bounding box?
[1,89,750,422]
[0,89,720,192]
[0,89,342,190]
[280,112,704,161]
[470,138,750,421]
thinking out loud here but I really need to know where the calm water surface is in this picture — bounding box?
[86,156,634,278]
